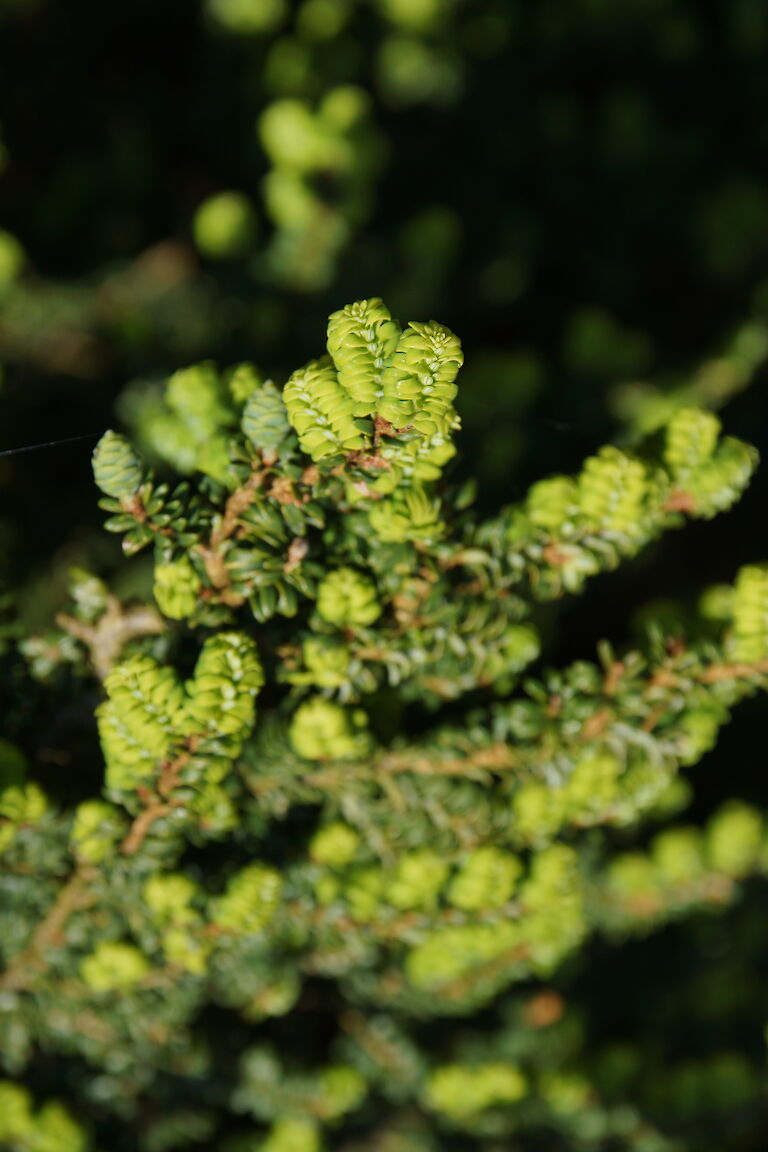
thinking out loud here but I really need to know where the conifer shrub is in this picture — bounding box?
[2,299,768,1151]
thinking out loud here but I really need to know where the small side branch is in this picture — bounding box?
[0,865,96,993]
[120,743,195,855]
[57,597,165,680]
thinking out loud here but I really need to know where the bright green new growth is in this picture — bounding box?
[210,863,283,932]
[289,697,371,760]
[242,378,293,456]
[283,356,365,459]
[184,631,264,736]
[153,557,202,619]
[80,940,151,992]
[326,296,402,416]
[729,563,768,661]
[424,1062,527,1120]
[91,429,144,499]
[257,90,379,290]
[309,821,360,866]
[97,632,262,794]
[447,846,523,911]
[0,1082,88,1152]
[97,653,186,789]
[69,799,127,863]
[377,317,464,434]
[193,190,257,259]
[284,303,462,460]
[316,567,381,627]
[5,298,768,1152]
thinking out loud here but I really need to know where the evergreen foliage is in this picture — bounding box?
[2,301,768,1150]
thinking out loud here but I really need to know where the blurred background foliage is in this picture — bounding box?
[2,0,768,1146]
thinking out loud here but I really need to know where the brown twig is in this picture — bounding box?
[122,493,174,539]
[699,658,768,683]
[206,889,523,954]
[196,468,266,606]
[339,1010,413,1081]
[212,470,266,548]
[57,597,165,680]
[0,865,97,992]
[434,942,530,1002]
[663,490,697,514]
[120,743,196,855]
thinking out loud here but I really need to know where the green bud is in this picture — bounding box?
[706,801,763,877]
[565,752,622,814]
[243,971,301,1022]
[22,1098,88,1152]
[297,0,349,41]
[539,1071,591,1114]
[510,781,564,845]
[80,941,150,993]
[68,567,110,623]
[0,1081,33,1142]
[70,800,126,863]
[0,229,25,287]
[684,437,758,520]
[424,1062,526,1120]
[261,1117,321,1152]
[698,582,734,621]
[378,0,441,32]
[676,707,723,766]
[316,567,381,627]
[193,191,257,259]
[92,431,144,499]
[317,1064,366,1119]
[484,624,540,689]
[664,407,721,474]
[342,865,385,921]
[210,863,283,933]
[389,849,449,911]
[242,379,292,456]
[368,488,443,543]
[289,698,371,760]
[326,297,401,418]
[310,821,360,867]
[519,846,585,972]
[162,927,211,975]
[447,847,522,911]
[651,827,704,885]
[143,872,199,924]
[0,781,48,828]
[526,475,579,533]
[228,362,262,404]
[189,781,240,835]
[607,852,658,901]
[297,636,351,688]
[377,319,463,435]
[153,557,202,619]
[167,362,234,439]
[98,653,186,791]
[207,0,286,34]
[185,632,264,739]
[730,564,768,662]
[284,357,365,461]
[406,921,520,991]
[578,446,648,536]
